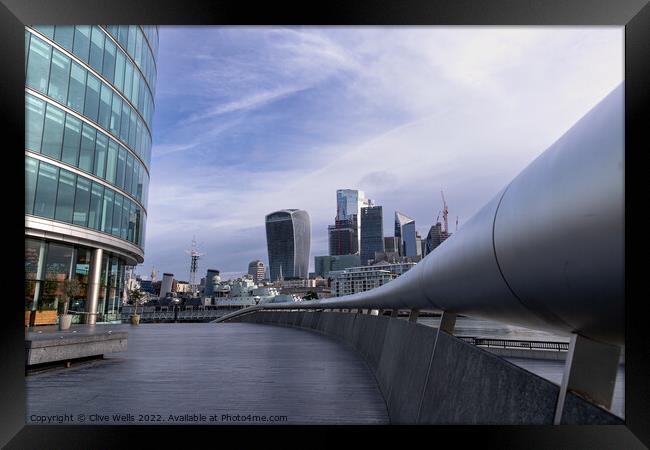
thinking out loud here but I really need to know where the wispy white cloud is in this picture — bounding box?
[142,26,623,279]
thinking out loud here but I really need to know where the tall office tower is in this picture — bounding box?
[425,222,451,255]
[248,260,265,283]
[395,212,416,256]
[265,209,311,281]
[328,216,358,256]
[25,25,158,325]
[360,205,384,265]
[204,269,220,297]
[335,189,371,252]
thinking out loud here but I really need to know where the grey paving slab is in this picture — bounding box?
[26,323,388,425]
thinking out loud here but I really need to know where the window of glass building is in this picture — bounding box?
[89,26,105,72]
[102,37,117,83]
[121,197,129,240]
[72,177,91,227]
[41,103,65,159]
[115,50,126,92]
[67,62,86,113]
[84,73,101,122]
[72,25,91,63]
[25,157,39,215]
[26,35,51,94]
[25,95,46,153]
[33,25,54,40]
[110,94,121,136]
[101,189,114,233]
[54,25,74,52]
[79,122,96,172]
[116,146,126,190]
[47,48,70,104]
[98,82,112,130]
[94,133,108,179]
[41,243,74,311]
[125,153,134,196]
[54,169,76,223]
[112,193,123,236]
[33,162,59,219]
[88,182,104,230]
[120,101,130,143]
[106,140,118,183]
[61,114,81,166]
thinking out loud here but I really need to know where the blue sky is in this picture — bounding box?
[140,26,622,281]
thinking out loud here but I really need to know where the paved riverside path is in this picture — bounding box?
[26,323,389,425]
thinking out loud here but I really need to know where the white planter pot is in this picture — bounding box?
[58,314,73,330]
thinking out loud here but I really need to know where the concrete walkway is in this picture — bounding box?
[26,323,389,425]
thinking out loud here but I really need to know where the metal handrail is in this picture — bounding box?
[457,336,569,352]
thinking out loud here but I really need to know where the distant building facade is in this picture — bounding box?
[360,205,384,265]
[329,261,416,297]
[328,217,358,255]
[204,269,220,297]
[424,222,451,256]
[265,209,311,281]
[314,254,361,278]
[248,260,265,284]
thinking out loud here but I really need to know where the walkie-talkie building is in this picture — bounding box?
[24,25,158,325]
[265,209,311,281]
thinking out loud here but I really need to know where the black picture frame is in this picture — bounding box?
[2,0,648,447]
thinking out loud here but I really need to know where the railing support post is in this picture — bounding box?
[390,309,399,318]
[408,309,420,323]
[553,333,620,424]
[439,311,457,335]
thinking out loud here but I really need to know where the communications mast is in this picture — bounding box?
[186,236,204,297]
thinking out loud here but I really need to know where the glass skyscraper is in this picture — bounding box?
[265,209,311,281]
[24,25,158,325]
[395,211,416,257]
[360,205,384,265]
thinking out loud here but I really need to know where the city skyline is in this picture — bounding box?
[141,26,622,279]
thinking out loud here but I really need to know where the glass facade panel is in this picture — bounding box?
[25,94,46,153]
[128,201,136,242]
[116,146,126,190]
[88,182,104,230]
[110,94,122,136]
[26,35,51,93]
[79,122,96,172]
[33,25,54,39]
[120,101,130,142]
[54,169,76,223]
[101,189,114,233]
[106,140,118,183]
[72,25,91,63]
[128,107,137,148]
[89,26,105,72]
[73,177,91,227]
[112,193,123,236]
[102,38,116,83]
[25,157,39,215]
[67,62,86,113]
[124,60,133,101]
[84,73,101,122]
[41,103,65,159]
[54,26,74,52]
[121,197,129,240]
[33,162,59,219]
[61,114,81,166]
[98,82,112,129]
[47,48,70,104]
[125,153,134,196]
[41,243,73,311]
[114,50,126,92]
[94,133,108,178]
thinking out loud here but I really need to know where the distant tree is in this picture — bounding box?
[303,290,319,301]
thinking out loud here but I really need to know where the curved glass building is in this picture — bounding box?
[265,210,311,281]
[24,25,158,325]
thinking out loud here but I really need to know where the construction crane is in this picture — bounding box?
[436,210,441,224]
[441,190,449,235]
